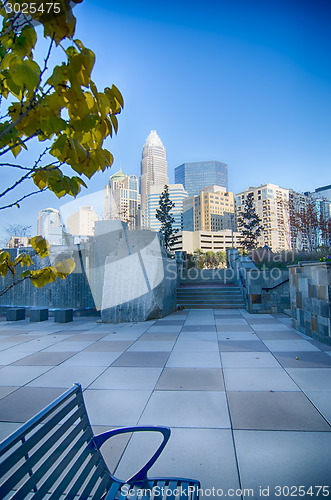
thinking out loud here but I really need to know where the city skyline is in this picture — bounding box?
[0,0,330,239]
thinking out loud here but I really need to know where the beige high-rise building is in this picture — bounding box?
[104,169,140,229]
[186,185,235,232]
[140,130,168,227]
[235,183,291,251]
[67,206,98,237]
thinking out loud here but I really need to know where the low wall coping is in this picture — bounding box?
[288,261,331,268]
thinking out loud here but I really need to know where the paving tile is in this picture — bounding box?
[101,333,144,341]
[111,351,169,367]
[139,391,230,428]
[43,341,95,352]
[62,334,108,341]
[115,428,240,491]
[83,389,151,426]
[223,368,300,391]
[61,351,122,366]
[138,333,179,341]
[217,325,253,332]
[153,320,185,326]
[155,368,224,391]
[27,365,106,389]
[309,339,331,351]
[221,352,281,368]
[181,325,216,332]
[234,430,331,491]
[228,391,331,431]
[0,365,52,386]
[0,422,22,441]
[215,319,248,325]
[173,339,219,352]
[178,331,217,341]
[0,386,19,400]
[83,341,133,352]
[273,351,331,368]
[305,391,331,425]
[0,387,66,422]
[252,323,294,331]
[146,325,183,333]
[286,368,331,392]
[89,367,162,390]
[256,331,301,340]
[218,340,269,352]
[0,350,32,365]
[127,341,175,352]
[12,352,75,366]
[92,425,132,473]
[218,332,258,341]
[166,351,221,368]
[262,340,320,352]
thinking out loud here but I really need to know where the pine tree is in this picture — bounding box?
[237,192,263,251]
[155,185,178,250]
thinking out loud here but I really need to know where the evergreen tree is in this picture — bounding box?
[237,192,263,251]
[156,185,178,250]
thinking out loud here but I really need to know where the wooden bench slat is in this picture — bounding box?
[92,470,115,500]
[103,480,123,500]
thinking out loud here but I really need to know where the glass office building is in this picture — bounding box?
[175,161,228,197]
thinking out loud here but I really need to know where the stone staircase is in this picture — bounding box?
[176,268,245,309]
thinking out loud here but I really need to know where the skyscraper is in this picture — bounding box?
[140,130,168,227]
[175,161,228,197]
[37,208,63,245]
[104,169,140,229]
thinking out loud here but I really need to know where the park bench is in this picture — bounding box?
[0,383,200,499]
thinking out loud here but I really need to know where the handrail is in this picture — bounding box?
[262,278,289,292]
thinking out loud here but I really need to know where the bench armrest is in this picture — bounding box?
[93,426,171,482]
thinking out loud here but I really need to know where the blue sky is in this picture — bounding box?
[1,0,331,237]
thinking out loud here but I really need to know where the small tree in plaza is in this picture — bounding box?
[156,185,178,250]
[0,0,124,294]
[237,192,263,251]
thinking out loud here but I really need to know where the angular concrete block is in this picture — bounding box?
[54,309,73,323]
[30,308,48,322]
[6,308,25,321]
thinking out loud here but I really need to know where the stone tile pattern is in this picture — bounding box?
[0,309,330,492]
[290,262,331,345]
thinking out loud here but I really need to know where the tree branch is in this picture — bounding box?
[0,187,48,210]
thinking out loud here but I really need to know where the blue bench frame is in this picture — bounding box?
[0,383,200,499]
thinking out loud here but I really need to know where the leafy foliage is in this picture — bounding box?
[0,1,123,209]
[289,199,331,251]
[237,193,263,251]
[0,235,75,296]
[0,1,119,295]
[155,185,178,250]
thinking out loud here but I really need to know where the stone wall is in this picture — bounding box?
[289,262,331,345]
[0,245,95,311]
[227,249,290,314]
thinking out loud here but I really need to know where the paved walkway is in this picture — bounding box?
[0,309,331,498]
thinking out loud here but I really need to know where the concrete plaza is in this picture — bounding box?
[0,309,331,498]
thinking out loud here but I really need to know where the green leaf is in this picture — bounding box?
[30,236,50,258]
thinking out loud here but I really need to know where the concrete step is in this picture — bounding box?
[177,303,245,309]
